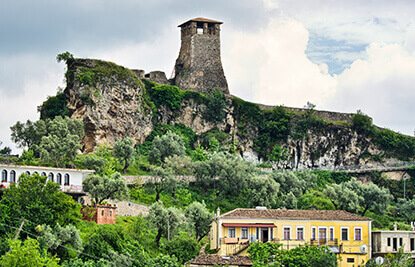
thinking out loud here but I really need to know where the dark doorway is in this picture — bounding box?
[393,238,397,251]
[261,228,269,242]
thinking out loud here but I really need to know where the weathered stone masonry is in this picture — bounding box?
[174,18,229,95]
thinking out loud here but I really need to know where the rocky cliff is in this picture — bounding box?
[63,58,408,169]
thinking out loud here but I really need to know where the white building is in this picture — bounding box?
[0,164,94,194]
[372,225,415,258]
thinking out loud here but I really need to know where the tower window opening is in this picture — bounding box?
[197,28,203,34]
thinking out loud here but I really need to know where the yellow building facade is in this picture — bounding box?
[210,207,372,267]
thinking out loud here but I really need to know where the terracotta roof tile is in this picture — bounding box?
[178,17,223,27]
[220,209,371,221]
[187,254,252,266]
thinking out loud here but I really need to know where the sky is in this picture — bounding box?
[1,0,414,153]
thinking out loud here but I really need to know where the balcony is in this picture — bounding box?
[309,238,339,247]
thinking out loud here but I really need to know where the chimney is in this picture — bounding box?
[393,222,398,231]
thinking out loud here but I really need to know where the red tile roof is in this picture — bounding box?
[187,254,252,266]
[178,17,223,27]
[219,209,371,222]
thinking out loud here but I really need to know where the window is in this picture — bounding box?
[41,172,46,177]
[387,238,391,246]
[109,210,112,217]
[10,170,16,183]
[311,227,316,240]
[241,228,248,239]
[25,171,30,175]
[341,227,349,241]
[270,228,273,240]
[400,238,403,246]
[101,210,105,216]
[347,258,355,263]
[411,238,414,251]
[33,171,38,175]
[48,172,54,182]
[296,227,304,240]
[329,227,334,241]
[57,173,62,185]
[228,227,235,238]
[283,227,291,240]
[256,228,259,240]
[1,170,7,182]
[64,174,70,185]
[354,228,362,241]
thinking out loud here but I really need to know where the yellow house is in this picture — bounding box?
[210,207,372,267]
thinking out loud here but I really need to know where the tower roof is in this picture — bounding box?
[178,17,223,27]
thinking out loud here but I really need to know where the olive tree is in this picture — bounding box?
[112,137,135,173]
[185,201,212,241]
[147,201,182,246]
[148,131,185,166]
[82,172,128,204]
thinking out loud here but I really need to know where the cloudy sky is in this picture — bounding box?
[1,0,414,152]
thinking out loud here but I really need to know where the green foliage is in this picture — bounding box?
[185,201,212,241]
[37,223,83,263]
[148,131,186,166]
[279,192,298,209]
[0,141,11,156]
[267,144,288,163]
[396,198,415,223]
[352,110,374,135]
[150,84,184,111]
[203,89,228,123]
[324,183,360,213]
[112,137,135,173]
[247,241,281,267]
[254,106,292,159]
[148,254,180,267]
[246,176,279,208]
[38,92,71,120]
[10,119,47,151]
[278,244,337,267]
[38,116,84,167]
[374,128,415,160]
[165,155,194,175]
[147,201,182,246]
[56,51,74,63]
[76,154,107,174]
[161,233,200,264]
[0,238,60,267]
[82,172,128,204]
[297,190,335,210]
[0,173,81,235]
[148,167,177,201]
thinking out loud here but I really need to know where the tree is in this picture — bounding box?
[0,173,81,234]
[112,137,135,173]
[149,167,177,201]
[246,176,279,208]
[56,51,74,63]
[0,140,11,155]
[82,172,128,204]
[324,184,360,213]
[298,190,335,210]
[0,238,60,267]
[161,233,200,264]
[279,192,298,209]
[148,131,186,166]
[10,119,46,150]
[247,241,281,267]
[37,224,83,263]
[279,244,337,267]
[203,89,228,123]
[185,201,212,241]
[396,198,415,223]
[165,155,194,175]
[39,116,84,167]
[271,171,305,197]
[80,155,107,174]
[344,179,392,216]
[147,201,182,246]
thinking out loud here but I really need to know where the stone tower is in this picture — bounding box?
[174,18,229,95]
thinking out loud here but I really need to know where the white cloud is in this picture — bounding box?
[225,18,337,107]
[323,43,415,135]
[0,55,63,152]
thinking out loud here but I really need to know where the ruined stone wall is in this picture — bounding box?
[256,103,354,123]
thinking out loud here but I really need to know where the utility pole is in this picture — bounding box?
[9,219,25,252]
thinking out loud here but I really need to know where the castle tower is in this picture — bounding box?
[174,18,229,95]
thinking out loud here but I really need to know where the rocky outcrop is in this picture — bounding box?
[64,58,390,169]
